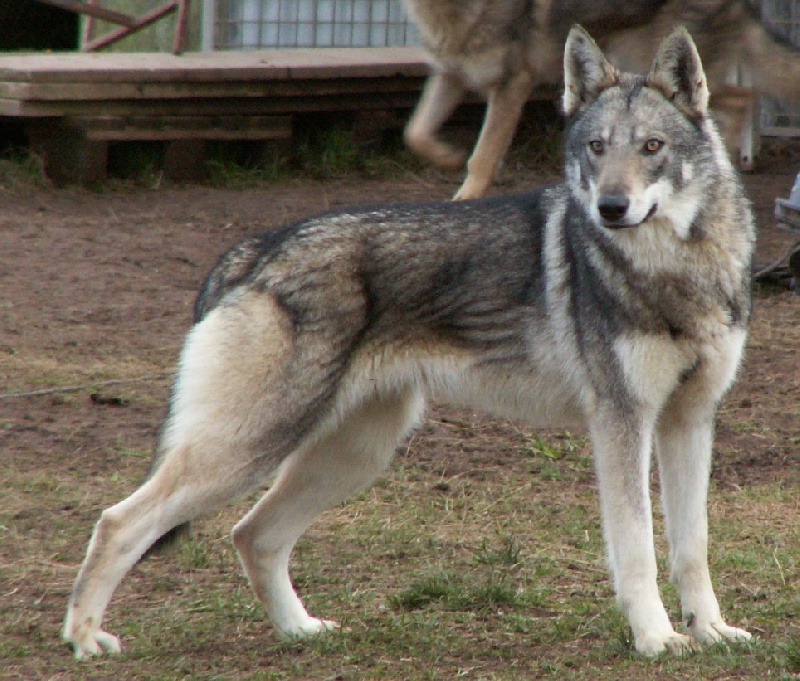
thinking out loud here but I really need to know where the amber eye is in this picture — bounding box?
[644,138,664,154]
[589,140,604,155]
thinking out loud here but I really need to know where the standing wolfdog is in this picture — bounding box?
[403,0,800,199]
[64,27,754,660]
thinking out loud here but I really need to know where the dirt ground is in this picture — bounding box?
[1,138,798,675]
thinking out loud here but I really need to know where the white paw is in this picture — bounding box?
[65,629,122,660]
[689,619,752,645]
[452,177,491,201]
[635,630,700,657]
[275,617,339,641]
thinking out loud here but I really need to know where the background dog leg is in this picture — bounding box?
[404,71,468,170]
[233,389,424,639]
[453,70,532,200]
[657,389,752,647]
[589,410,695,656]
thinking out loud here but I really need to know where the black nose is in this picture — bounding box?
[597,195,629,222]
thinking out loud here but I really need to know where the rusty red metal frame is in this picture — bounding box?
[34,0,190,54]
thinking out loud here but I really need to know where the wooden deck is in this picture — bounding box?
[0,47,431,183]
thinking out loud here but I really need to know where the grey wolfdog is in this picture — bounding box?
[64,26,754,660]
[402,0,800,199]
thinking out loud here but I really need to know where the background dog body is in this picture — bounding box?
[64,28,754,661]
[402,0,800,199]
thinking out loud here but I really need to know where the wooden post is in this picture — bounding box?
[26,120,108,185]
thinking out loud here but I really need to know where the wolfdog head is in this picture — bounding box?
[561,26,727,238]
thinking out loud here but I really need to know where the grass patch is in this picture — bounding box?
[291,119,422,181]
[2,422,796,679]
[473,536,522,566]
[0,148,48,187]
[521,431,588,460]
[390,569,525,613]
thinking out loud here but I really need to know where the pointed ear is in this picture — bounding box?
[562,25,619,117]
[647,27,709,118]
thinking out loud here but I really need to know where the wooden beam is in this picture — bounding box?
[82,2,179,52]
[173,0,190,54]
[81,0,99,45]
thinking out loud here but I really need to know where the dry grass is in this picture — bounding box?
[2,401,797,680]
[0,155,796,680]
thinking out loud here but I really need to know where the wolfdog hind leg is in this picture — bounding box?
[62,440,257,659]
[404,70,468,170]
[64,295,308,659]
[589,407,696,656]
[232,388,424,639]
[656,380,752,646]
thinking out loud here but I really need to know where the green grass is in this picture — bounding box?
[2,426,795,680]
[204,156,290,187]
[0,151,48,186]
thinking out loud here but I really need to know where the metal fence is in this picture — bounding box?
[212,0,418,49]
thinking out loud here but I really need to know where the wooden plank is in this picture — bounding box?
[0,48,429,83]
[0,72,427,101]
[0,84,558,118]
[2,90,426,117]
[0,53,290,84]
[0,75,430,115]
[86,127,291,141]
[76,114,293,141]
[0,98,28,116]
[74,114,292,128]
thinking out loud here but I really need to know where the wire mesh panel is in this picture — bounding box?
[760,0,800,131]
[215,0,418,49]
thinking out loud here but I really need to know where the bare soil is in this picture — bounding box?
[1,142,798,677]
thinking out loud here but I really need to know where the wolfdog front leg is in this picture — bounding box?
[656,342,752,647]
[453,68,533,200]
[588,406,695,656]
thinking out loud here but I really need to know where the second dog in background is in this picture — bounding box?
[402,0,800,199]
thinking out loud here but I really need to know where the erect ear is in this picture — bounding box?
[647,27,709,118]
[562,25,619,117]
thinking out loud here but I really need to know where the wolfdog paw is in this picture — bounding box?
[453,176,491,201]
[689,620,752,646]
[408,139,466,171]
[65,629,122,660]
[275,617,339,641]
[635,630,700,657]
[429,146,467,171]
